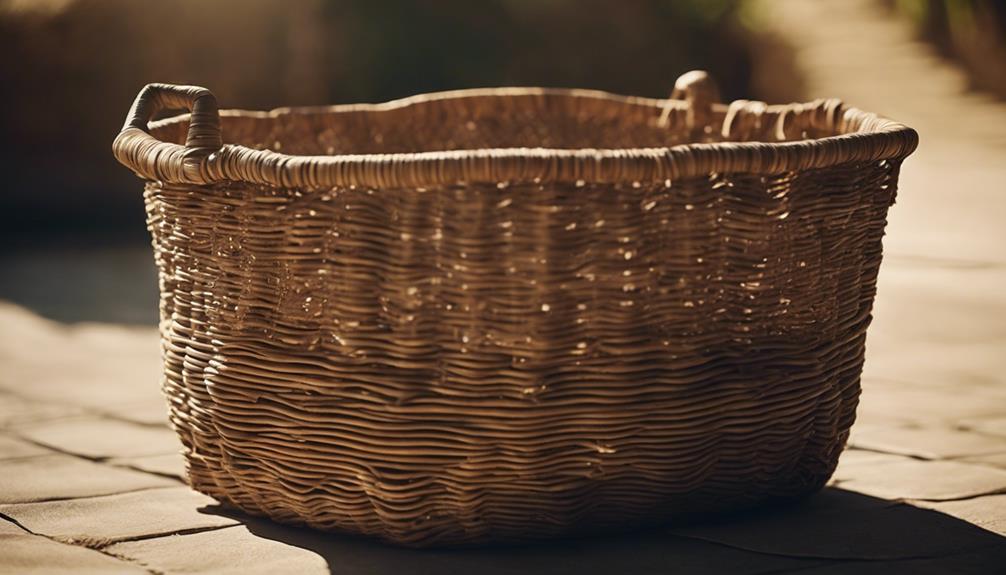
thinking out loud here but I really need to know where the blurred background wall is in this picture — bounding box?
[0,0,757,245]
[0,0,1001,323]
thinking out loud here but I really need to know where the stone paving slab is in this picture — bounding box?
[832,452,1006,501]
[912,495,1006,538]
[14,415,181,459]
[0,303,163,413]
[961,453,1006,471]
[0,433,52,460]
[849,422,1006,460]
[97,400,172,427]
[863,264,1006,401]
[110,452,187,479]
[856,380,1004,428]
[0,520,147,575]
[105,525,329,575]
[0,454,177,504]
[961,417,1006,439]
[0,390,84,428]
[0,487,238,548]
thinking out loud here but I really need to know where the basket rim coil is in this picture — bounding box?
[112,71,919,189]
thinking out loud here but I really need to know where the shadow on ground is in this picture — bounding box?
[198,488,1006,574]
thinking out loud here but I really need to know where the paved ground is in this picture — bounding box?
[2,1,1005,573]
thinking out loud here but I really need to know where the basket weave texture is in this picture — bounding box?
[113,71,917,547]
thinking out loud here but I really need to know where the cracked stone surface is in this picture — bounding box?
[14,415,182,459]
[0,455,177,504]
[0,390,84,428]
[110,452,187,479]
[0,434,52,460]
[961,453,1006,470]
[961,417,1006,439]
[0,304,163,413]
[1,0,1005,573]
[0,487,239,547]
[849,422,1006,460]
[911,495,1006,537]
[0,520,148,575]
[104,525,331,575]
[96,400,172,427]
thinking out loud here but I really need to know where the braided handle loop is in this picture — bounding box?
[658,70,722,132]
[113,83,222,184]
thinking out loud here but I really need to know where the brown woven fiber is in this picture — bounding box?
[113,71,917,547]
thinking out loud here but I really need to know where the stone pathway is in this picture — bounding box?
[3,1,1006,573]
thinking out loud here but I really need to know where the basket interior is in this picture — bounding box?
[150,89,842,157]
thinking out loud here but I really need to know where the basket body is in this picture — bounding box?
[117,76,917,546]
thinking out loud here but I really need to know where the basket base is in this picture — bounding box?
[178,438,844,548]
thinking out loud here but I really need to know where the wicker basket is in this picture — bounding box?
[113,71,917,547]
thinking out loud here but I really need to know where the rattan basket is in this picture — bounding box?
[113,71,917,547]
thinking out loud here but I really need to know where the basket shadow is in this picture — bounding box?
[197,487,1006,574]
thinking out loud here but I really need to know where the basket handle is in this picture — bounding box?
[112,83,222,184]
[658,70,722,132]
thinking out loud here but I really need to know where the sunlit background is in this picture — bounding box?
[0,0,1003,323]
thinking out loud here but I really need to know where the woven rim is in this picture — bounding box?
[113,72,919,189]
